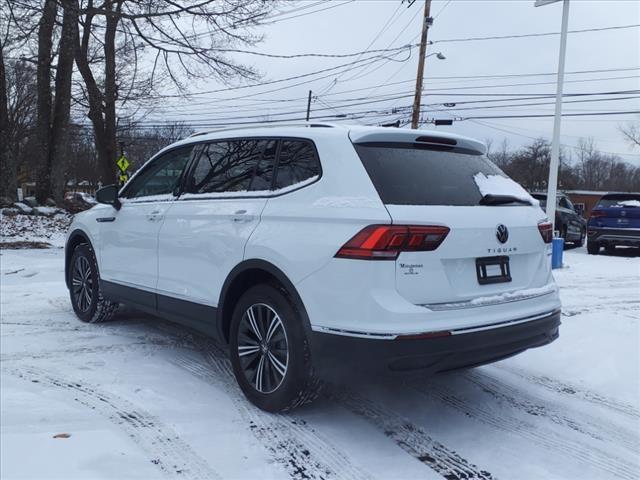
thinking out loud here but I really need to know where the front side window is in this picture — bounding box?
[273,140,320,190]
[186,139,276,194]
[122,146,193,199]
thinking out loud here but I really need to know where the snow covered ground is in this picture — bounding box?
[1,246,638,480]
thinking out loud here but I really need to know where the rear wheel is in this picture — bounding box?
[69,244,118,323]
[229,284,320,412]
[587,241,600,255]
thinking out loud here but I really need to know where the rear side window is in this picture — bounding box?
[274,140,320,190]
[186,139,276,194]
[597,194,640,208]
[354,144,503,206]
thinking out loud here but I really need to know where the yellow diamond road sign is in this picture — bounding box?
[117,155,130,173]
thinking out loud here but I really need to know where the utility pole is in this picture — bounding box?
[410,0,432,129]
[535,0,570,233]
[306,90,312,121]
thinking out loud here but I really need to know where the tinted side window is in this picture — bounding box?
[274,140,320,190]
[187,139,275,194]
[251,140,277,191]
[123,146,192,199]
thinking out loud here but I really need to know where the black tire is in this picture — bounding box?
[229,283,320,412]
[605,244,616,255]
[587,241,600,255]
[574,228,586,248]
[69,243,118,323]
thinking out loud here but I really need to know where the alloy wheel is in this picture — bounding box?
[237,303,289,394]
[72,255,93,312]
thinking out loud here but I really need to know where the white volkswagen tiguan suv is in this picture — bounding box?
[65,123,561,411]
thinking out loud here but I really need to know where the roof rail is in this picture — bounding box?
[187,121,339,138]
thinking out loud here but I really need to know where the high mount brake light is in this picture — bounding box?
[335,225,450,260]
[537,221,553,244]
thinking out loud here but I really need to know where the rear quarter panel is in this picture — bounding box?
[245,132,391,286]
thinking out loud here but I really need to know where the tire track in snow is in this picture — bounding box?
[4,365,220,480]
[328,388,496,480]
[463,370,639,454]
[172,347,372,480]
[412,379,639,480]
[496,365,640,420]
[0,339,186,363]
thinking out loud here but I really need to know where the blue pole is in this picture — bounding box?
[552,237,564,269]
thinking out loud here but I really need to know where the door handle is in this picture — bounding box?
[231,210,252,223]
[147,209,163,221]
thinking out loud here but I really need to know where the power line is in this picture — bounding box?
[212,44,419,59]
[155,89,640,118]
[265,0,356,23]
[469,119,639,158]
[149,49,414,100]
[460,110,640,120]
[430,23,640,44]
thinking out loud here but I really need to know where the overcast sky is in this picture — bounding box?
[153,0,640,164]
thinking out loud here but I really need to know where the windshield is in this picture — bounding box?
[354,144,505,206]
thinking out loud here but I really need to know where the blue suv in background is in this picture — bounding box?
[587,193,640,255]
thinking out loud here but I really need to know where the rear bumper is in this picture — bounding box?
[309,309,560,377]
[588,227,640,246]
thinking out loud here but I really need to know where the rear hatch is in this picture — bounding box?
[589,193,640,229]
[351,132,550,306]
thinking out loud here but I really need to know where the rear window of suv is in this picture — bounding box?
[597,194,640,208]
[354,143,503,206]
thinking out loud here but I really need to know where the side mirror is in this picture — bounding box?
[95,185,121,210]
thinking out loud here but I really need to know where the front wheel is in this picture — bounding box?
[229,284,320,412]
[69,244,118,323]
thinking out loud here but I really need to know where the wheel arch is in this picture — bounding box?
[65,229,93,289]
[217,259,312,344]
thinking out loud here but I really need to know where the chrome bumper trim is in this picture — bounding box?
[311,308,561,340]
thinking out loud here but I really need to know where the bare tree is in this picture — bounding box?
[619,122,640,150]
[0,41,9,201]
[49,0,79,204]
[72,0,274,186]
[34,0,57,204]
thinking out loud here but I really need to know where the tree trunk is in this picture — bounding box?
[49,0,78,205]
[0,42,17,202]
[34,0,57,204]
[74,0,118,185]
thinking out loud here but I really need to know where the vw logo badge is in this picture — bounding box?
[496,224,509,244]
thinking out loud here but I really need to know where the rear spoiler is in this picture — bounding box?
[348,128,486,155]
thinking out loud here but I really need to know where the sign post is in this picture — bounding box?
[535,0,570,234]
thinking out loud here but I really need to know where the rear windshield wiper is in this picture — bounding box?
[479,194,532,206]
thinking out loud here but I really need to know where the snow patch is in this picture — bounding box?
[473,173,539,206]
[615,200,640,208]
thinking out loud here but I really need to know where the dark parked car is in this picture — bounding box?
[64,191,97,213]
[531,192,586,247]
[587,193,640,255]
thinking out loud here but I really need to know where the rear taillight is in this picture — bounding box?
[538,221,553,243]
[335,225,450,260]
[590,210,606,218]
